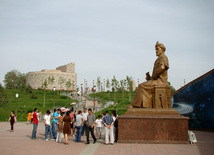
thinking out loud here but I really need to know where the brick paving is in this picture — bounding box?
[0,122,214,155]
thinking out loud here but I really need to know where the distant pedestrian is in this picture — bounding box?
[103,111,114,145]
[43,110,54,141]
[81,108,88,136]
[31,111,34,124]
[52,109,60,139]
[73,110,78,136]
[75,110,85,142]
[56,112,64,143]
[85,108,96,144]
[63,111,72,145]
[112,111,118,142]
[95,115,102,139]
[102,113,106,137]
[102,112,106,123]
[69,110,74,137]
[8,111,16,132]
[31,108,41,139]
[27,111,31,125]
[112,112,116,140]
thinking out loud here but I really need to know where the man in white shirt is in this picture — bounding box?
[81,108,88,136]
[75,111,85,142]
[43,110,54,141]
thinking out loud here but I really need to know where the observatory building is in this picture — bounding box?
[26,63,77,91]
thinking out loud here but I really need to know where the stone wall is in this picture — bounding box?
[26,63,77,90]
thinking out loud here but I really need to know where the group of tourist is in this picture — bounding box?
[29,107,118,145]
[8,106,118,145]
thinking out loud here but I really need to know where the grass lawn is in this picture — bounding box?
[1,89,136,121]
[90,91,136,117]
[0,89,78,121]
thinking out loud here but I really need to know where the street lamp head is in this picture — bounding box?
[53,87,56,91]
[16,93,19,98]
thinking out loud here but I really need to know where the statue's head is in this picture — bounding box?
[155,41,166,52]
[155,41,166,57]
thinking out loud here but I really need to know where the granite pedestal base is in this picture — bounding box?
[118,109,189,144]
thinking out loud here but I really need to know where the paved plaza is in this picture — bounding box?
[0,122,214,155]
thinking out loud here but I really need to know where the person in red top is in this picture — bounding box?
[31,108,41,139]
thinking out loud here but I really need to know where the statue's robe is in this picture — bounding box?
[131,54,169,108]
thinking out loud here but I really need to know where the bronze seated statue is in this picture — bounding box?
[130,41,171,109]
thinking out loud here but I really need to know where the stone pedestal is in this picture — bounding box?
[118,108,189,144]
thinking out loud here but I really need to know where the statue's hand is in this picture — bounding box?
[146,72,151,81]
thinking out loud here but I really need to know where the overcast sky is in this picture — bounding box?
[0,0,213,90]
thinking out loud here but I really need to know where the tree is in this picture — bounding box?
[58,76,65,93]
[106,78,110,90]
[41,79,48,107]
[4,70,26,89]
[65,79,72,90]
[111,76,119,103]
[16,73,26,90]
[48,76,55,88]
[0,83,8,106]
[64,79,71,99]
[120,79,125,98]
[97,77,101,92]
[168,82,176,94]
[106,78,111,97]
[126,76,133,102]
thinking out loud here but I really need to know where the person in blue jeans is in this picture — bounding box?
[32,108,41,139]
[75,110,85,142]
[52,109,60,139]
[43,110,54,141]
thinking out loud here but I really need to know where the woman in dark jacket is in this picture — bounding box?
[8,111,16,132]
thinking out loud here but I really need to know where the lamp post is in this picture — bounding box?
[84,79,86,91]
[92,85,96,113]
[72,81,75,99]
[101,83,103,97]
[103,79,106,92]
[53,87,56,108]
[86,81,88,94]
[15,93,19,118]
[81,83,83,101]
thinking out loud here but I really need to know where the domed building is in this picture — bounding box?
[26,62,77,91]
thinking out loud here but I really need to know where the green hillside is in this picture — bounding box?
[0,89,78,121]
[91,91,136,117]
